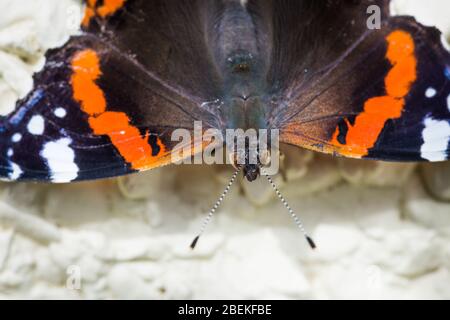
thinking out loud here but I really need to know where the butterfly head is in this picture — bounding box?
[243,163,260,182]
[229,150,260,182]
[230,145,272,182]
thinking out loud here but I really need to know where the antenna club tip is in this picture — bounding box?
[190,236,200,250]
[306,236,316,250]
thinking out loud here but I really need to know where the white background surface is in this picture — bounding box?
[0,0,449,299]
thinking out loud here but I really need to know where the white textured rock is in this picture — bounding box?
[0,228,13,269]
[0,201,61,243]
[403,175,450,231]
[392,0,450,37]
[241,173,285,206]
[338,158,417,187]
[420,162,450,201]
[0,51,33,114]
[0,0,449,300]
[0,0,82,58]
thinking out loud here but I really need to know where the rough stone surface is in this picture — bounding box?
[421,162,450,202]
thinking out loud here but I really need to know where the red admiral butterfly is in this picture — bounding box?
[1,0,449,247]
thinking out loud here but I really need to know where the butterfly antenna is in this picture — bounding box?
[261,169,316,250]
[190,166,242,250]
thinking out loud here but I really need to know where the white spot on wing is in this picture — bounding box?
[420,117,450,161]
[425,87,436,98]
[41,138,79,182]
[7,149,13,157]
[27,115,45,135]
[12,133,22,143]
[9,162,23,180]
[447,94,450,112]
[441,34,450,52]
[54,108,67,118]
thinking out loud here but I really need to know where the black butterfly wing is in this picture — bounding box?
[0,0,221,182]
[265,1,450,161]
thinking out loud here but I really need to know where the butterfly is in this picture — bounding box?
[1,0,449,247]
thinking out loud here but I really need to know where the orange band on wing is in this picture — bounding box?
[71,50,105,115]
[82,7,96,27]
[330,30,417,157]
[97,0,127,18]
[71,49,166,170]
[82,0,126,27]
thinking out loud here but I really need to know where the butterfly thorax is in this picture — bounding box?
[208,2,272,182]
[221,57,271,182]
